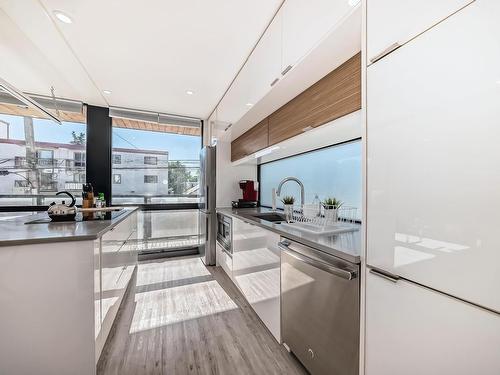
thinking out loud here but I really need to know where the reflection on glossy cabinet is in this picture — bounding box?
[230,117,269,161]
[97,212,138,359]
[232,217,281,342]
[367,0,473,63]
[366,0,500,312]
[365,271,500,375]
[282,0,354,71]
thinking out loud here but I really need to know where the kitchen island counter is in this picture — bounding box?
[0,207,138,247]
[217,207,361,264]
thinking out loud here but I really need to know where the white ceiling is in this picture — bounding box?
[0,0,283,118]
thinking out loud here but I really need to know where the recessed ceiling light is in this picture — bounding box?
[53,10,73,24]
[246,103,253,107]
[186,90,194,95]
[348,0,361,6]
[103,90,112,95]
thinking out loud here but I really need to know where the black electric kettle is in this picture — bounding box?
[47,191,77,221]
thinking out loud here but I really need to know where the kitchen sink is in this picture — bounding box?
[251,212,286,222]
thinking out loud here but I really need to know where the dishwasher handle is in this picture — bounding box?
[279,242,357,281]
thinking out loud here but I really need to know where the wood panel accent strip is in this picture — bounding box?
[231,117,269,162]
[229,53,361,162]
[268,52,361,145]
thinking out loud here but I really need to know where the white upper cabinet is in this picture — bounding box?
[366,1,500,312]
[367,0,473,64]
[217,14,282,127]
[365,271,500,375]
[281,0,354,72]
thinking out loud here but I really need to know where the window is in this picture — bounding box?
[111,116,201,205]
[144,156,157,165]
[14,180,30,188]
[14,156,25,167]
[73,172,86,183]
[74,152,86,167]
[259,140,362,220]
[36,150,55,166]
[0,110,86,206]
[144,175,158,184]
[113,174,121,184]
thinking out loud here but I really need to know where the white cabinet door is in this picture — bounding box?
[217,14,282,127]
[99,213,136,348]
[366,0,500,312]
[365,271,500,375]
[367,0,473,63]
[282,0,354,71]
[232,217,281,341]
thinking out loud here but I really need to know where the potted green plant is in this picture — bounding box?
[323,197,343,222]
[281,195,295,222]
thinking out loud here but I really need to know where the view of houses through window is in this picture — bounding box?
[0,110,202,207]
[0,112,87,206]
[111,118,201,205]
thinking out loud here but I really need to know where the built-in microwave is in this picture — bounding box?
[216,213,232,256]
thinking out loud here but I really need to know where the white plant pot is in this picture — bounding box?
[284,204,294,222]
[324,208,338,223]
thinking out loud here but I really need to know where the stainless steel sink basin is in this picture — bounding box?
[251,212,286,222]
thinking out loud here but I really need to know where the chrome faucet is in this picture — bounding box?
[276,177,305,207]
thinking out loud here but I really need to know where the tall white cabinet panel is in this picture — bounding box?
[366,0,500,312]
[365,272,500,375]
[217,14,282,127]
[282,0,354,71]
[367,0,473,63]
[232,217,281,342]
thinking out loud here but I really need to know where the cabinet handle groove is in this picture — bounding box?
[369,268,399,283]
[370,42,401,64]
[281,65,293,76]
[270,78,279,87]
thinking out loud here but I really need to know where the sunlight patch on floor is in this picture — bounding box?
[129,279,237,333]
[135,257,211,287]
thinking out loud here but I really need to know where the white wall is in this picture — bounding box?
[215,129,257,208]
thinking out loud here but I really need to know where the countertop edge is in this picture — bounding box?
[217,207,361,264]
[0,207,139,247]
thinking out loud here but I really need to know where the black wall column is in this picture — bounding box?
[86,105,112,206]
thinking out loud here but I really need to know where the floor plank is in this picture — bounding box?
[97,256,306,375]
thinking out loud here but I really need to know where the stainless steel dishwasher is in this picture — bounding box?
[279,238,360,375]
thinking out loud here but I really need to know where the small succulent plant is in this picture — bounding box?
[323,197,343,209]
[281,195,295,205]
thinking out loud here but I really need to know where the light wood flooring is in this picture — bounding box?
[97,256,306,375]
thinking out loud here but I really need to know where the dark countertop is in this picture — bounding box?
[0,207,139,247]
[217,207,361,264]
